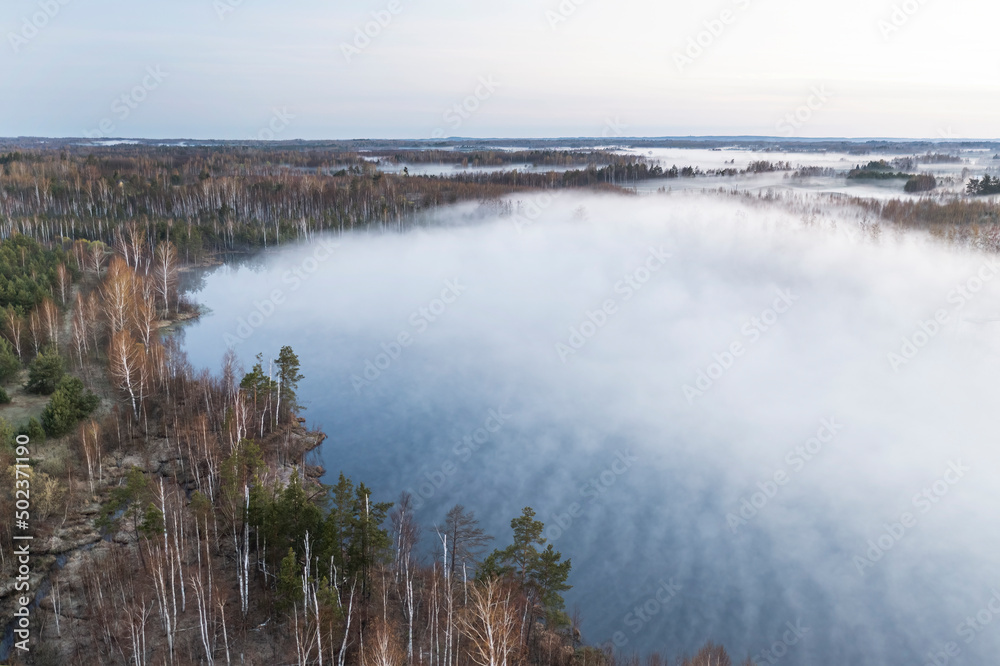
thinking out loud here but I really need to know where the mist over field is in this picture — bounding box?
[176,191,1000,664]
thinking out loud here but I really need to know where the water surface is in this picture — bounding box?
[179,192,1000,664]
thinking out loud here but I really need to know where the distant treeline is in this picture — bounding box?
[0,146,568,258]
[2,146,709,256]
[920,153,963,164]
[365,148,639,167]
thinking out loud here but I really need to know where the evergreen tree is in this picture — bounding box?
[0,416,14,449]
[255,471,322,563]
[97,467,151,534]
[482,506,573,626]
[532,544,573,624]
[25,347,64,395]
[276,345,304,416]
[0,235,73,313]
[495,506,545,580]
[41,375,100,437]
[967,175,1000,195]
[318,472,357,577]
[222,439,265,528]
[313,473,393,590]
[139,502,165,540]
[239,353,277,400]
[277,547,304,611]
[20,417,45,443]
[0,337,20,383]
[349,482,393,593]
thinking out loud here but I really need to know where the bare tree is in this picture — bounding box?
[85,290,102,353]
[191,570,216,665]
[103,256,136,334]
[441,504,493,577]
[55,262,71,305]
[153,240,179,315]
[71,291,90,366]
[364,616,405,666]
[109,329,145,417]
[78,420,102,495]
[134,288,158,348]
[28,309,43,355]
[681,642,736,666]
[3,309,24,360]
[89,240,107,275]
[460,578,522,666]
[40,297,60,347]
[391,493,420,663]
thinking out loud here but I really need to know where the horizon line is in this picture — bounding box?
[4,135,1000,145]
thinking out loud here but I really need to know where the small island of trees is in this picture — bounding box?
[966,174,1000,196]
[904,174,937,193]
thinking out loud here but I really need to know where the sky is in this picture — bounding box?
[1,0,998,139]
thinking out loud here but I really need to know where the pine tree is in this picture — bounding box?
[240,353,277,399]
[0,337,20,382]
[41,375,100,437]
[492,506,545,581]
[532,544,573,625]
[315,473,393,590]
[138,502,165,540]
[276,345,304,417]
[273,472,322,556]
[25,347,64,394]
[222,439,265,524]
[0,416,15,448]
[21,417,45,443]
[348,482,393,591]
[482,506,573,627]
[98,467,151,535]
[319,472,357,577]
[277,547,303,611]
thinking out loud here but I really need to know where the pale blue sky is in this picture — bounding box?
[2,0,997,139]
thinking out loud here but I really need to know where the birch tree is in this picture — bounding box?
[103,256,136,335]
[55,262,71,305]
[460,579,522,666]
[109,329,144,417]
[391,493,419,663]
[153,240,179,315]
[3,309,23,360]
[40,297,60,347]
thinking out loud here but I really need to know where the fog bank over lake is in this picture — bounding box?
[179,192,1000,664]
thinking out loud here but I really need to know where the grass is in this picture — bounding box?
[0,369,50,428]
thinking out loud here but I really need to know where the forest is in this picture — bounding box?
[0,144,764,665]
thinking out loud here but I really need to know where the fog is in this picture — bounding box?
[179,190,1000,665]
[365,146,999,200]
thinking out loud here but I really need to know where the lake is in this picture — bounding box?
[178,190,1000,665]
